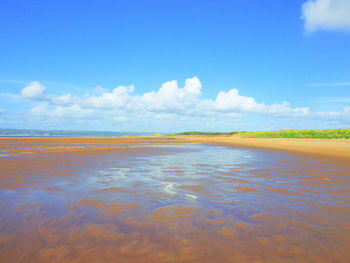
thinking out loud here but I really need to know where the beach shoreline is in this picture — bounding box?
[178,136,350,160]
[1,136,350,262]
[1,136,350,159]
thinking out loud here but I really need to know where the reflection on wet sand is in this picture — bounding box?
[0,137,349,262]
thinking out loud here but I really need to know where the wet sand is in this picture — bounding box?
[0,137,350,262]
[171,136,350,159]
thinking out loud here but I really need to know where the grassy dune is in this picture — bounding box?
[174,129,350,139]
[240,129,350,139]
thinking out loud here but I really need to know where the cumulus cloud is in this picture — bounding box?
[302,0,350,32]
[21,81,73,105]
[21,77,312,123]
[51,104,94,118]
[21,81,46,99]
[262,102,310,117]
[212,89,309,117]
[53,93,72,105]
[31,103,94,118]
[30,104,49,116]
[138,77,202,112]
[213,89,264,113]
[315,106,350,120]
[83,85,134,109]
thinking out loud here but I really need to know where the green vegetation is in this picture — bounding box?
[239,129,350,139]
[173,129,350,139]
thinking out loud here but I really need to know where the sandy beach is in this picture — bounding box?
[175,136,350,159]
[1,135,349,159]
[0,137,349,262]
[3,0,350,261]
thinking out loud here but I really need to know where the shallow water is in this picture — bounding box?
[0,140,349,262]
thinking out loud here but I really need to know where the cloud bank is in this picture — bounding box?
[316,106,350,121]
[21,77,309,122]
[302,0,350,32]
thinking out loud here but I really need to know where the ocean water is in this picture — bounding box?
[0,128,152,137]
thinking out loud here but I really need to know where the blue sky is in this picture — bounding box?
[0,0,349,132]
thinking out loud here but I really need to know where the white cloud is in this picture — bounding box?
[21,81,46,99]
[138,77,202,112]
[316,106,350,120]
[213,89,264,112]
[226,112,242,118]
[302,0,350,32]
[212,89,309,117]
[53,93,72,105]
[22,77,311,123]
[31,104,49,116]
[31,103,94,119]
[51,104,94,118]
[94,86,107,95]
[83,85,134,109]
[262,102,310,117]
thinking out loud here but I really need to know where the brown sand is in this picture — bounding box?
[2,135,349,159]
[171,135,350,159]
[0,137,349,263]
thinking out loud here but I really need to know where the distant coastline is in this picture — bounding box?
[2,128,349,139]
[0,128,153,137]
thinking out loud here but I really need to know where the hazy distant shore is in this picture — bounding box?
[0,128,153,137]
